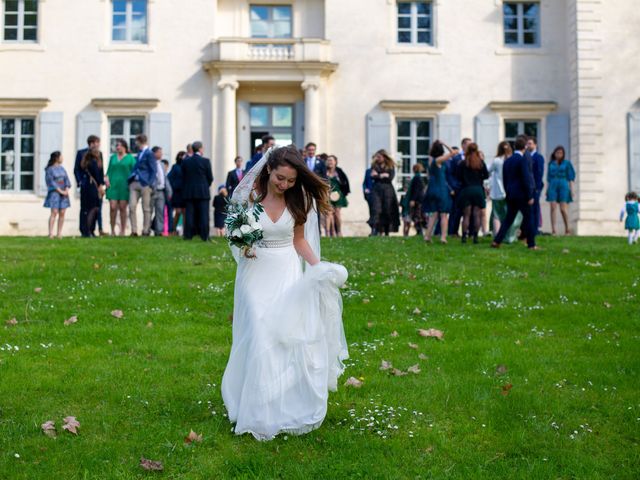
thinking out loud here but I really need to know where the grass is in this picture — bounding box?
[0,235,638,479]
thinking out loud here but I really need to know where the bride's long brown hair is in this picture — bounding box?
[255,145,331,225]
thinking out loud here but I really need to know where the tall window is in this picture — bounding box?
[396,119,431,192]
[1,118,35,192]
[112,0,147,43]
[503,2,540,46]
[250,105,293,147]
[3,0,38,42]
[505,120,539,150]
[250,5,292,38]
[109,117,145,154]
[397,2,432,45]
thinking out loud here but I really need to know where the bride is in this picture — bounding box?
[221,145,349,441]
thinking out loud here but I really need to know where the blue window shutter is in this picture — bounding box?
[437,114,461,149]
[38,112,64,196]
[546,113,570,159]
[474,114,500,158]
[76,111,102,151]
[366,109,391,164]
[629,112,640,192]
[294,100,305,149]
[148,112,172,161]
[236,100,251,164]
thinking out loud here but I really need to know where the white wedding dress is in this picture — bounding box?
[221,206,349,441]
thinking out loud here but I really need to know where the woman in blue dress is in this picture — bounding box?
[422,141,456,243]
[546,146,576,235]
[43,151,71,238]
[620,191,639,245]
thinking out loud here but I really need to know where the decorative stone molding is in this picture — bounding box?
[90,98,159,115]
[489,101,557,114]
[301,80,321,91]
[379,100,449,118]
[217,79,240,91]
[0,98,50,115]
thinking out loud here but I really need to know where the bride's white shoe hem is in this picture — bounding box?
[233,420,324,442]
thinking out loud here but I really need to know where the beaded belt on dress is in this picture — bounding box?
[255,239,293,248]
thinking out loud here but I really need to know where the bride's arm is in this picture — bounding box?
[293,223,320,266]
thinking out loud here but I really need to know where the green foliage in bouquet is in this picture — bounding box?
[224,200,265,249]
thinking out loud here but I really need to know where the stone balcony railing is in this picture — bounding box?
[211,37,332,63]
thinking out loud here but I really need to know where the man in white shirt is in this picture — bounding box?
[151,147,172,236]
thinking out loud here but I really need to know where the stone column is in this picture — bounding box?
[217,78,239,166]
[302,80,321,146]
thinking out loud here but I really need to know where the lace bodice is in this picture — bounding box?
[259,207,294,243]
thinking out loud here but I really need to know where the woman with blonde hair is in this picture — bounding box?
[369,149,400,236]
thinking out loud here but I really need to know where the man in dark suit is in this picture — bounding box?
[182,141,213,241]
[75,135,102,236]
[492,135,538,250]
[304,142,327,178]
[225,156,244,197]
[526,136,545,236]
[245,135,275,172]
[446,138,471,236]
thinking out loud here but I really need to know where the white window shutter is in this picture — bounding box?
[546,113,570,159]
[37,112,64,196]
[437,114,461,149]
[236,101,251,164]
[76,111,102,151]
[474,114,500,158]
[294,100,305,148]
[629,112,640,192]
[148,112,172,161]
[366,109,392,164]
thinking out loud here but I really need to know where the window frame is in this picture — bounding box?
[111,0,148,44]
[108,116,146,155]
[0,117,36,193]
[504,119,540,150]
[503,1,540,48]
[249,4,293,39]
[396,1,433,46]
[395,118,432,193]
[2,0,38,43]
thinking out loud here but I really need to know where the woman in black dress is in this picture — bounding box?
[167,151,186,235]
[80,149,105,237]
[369,149,400,236]
[457,143,489,244]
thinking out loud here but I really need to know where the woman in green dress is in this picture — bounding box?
[325,155,350,237]
[105,138,136,236]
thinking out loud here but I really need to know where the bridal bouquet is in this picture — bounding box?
[225,201,264,258]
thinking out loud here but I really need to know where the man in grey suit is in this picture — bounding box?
[182,141,213,241]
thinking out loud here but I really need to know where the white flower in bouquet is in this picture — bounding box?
[240,224,252,235]
[232,228,243,239]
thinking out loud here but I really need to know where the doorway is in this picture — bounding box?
[250,104,294,153]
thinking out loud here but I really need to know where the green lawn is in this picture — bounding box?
[0,236,638,479]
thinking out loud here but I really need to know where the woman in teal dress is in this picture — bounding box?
[106,139,136,236]
[422,141,456,243]
[620,192,639,244]
[546,146,576,235]
[325,155,350,237]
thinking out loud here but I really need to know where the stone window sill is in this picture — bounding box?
[386,45,441,55]
[99,44,155,53]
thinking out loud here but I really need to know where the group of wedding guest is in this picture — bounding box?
[44,135,213,240]
[362,135,576,247]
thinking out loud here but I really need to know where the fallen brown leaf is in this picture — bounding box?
[34,287,42,293]
[367,321,374,328]
[390,330,399,337]
[418,328,444,340]
[362,298,370,304]
[146,322,153,328]
[184,429,203,444]
[6,318,18,326]
[408,273,416,280]
[412,307,421,315]
[62,416,80,435]
[391,368,407,377]
[111,310,124,319]
[408,342,418,349]
[407,364,421,374]
[500,384,513,396]
[41,420,56,438]
[379,360,393,371]
[344,377,363,388]
[64,315,78,326]
[140,457,164,471]
[93,263,101,270]
[418,353,428,360]
[495,365,508,376]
